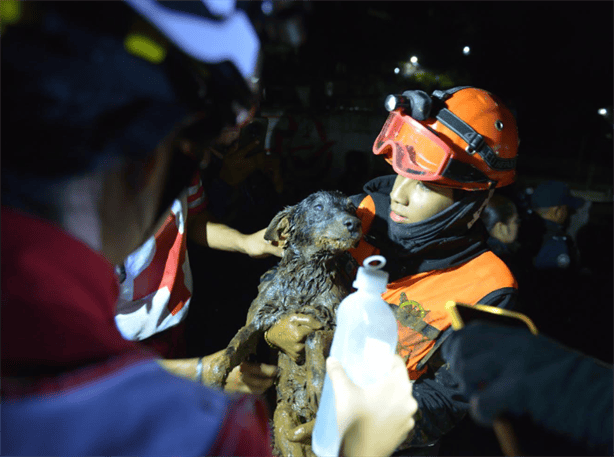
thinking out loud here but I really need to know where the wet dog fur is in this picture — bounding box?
[207,190,361,457]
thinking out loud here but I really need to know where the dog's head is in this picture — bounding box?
[264,191,362,259]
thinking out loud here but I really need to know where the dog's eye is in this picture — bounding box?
[314,204,323,211]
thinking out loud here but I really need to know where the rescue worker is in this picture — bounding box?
[265,86,520,455]
[530,180,583,270]
[482,193,521,255]
[1,2,416,455]
[480,193,527,285]
[522,180,585,353]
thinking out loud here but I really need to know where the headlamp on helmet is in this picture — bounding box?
[374,87,519,190]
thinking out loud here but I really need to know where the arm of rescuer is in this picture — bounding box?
[158,210,283,389]
[164,355,417,457]
[158,351,279,395]
[442,321,613,456]
[161,354,419,457]
[159,208,283,393]
[188,210,283,258]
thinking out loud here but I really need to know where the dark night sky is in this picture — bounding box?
[264,1,614,187]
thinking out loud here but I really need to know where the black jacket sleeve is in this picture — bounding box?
[477,286,518,310]
[398,287,518,450]
[442,322,613,456]
[399,352,469,449]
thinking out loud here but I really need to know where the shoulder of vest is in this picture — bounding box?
[459,251,517,289]
[356,194,376,234]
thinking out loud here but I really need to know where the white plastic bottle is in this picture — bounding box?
[312,255,398,457]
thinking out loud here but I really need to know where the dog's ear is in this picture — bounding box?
[264,206,293,245]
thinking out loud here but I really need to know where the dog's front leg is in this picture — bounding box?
[283,329,333,457]
[305,329,334,411]
[274,404,306,457]
[204,323,261,388]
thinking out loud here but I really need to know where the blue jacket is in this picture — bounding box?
[533,219,574,270]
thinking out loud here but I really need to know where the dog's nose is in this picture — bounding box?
[343,217,360,233]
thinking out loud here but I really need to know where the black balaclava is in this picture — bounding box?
[351,175,493,280]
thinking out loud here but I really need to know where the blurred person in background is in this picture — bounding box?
[530,180,583,270]
[479,193,534,311]
[481,193,521,263]
[524,180,586,348]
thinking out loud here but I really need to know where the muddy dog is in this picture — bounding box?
[206,190,361,457]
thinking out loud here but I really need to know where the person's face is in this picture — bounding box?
[501,211,520,244]
[99,125,178,265]
[389,175,455,224]
[556,204,569,225]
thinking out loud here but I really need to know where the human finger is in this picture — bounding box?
[223,363,277,395]
[240,361,279,378]
[382,355,418,428]
[288,313,324,331]
[245,228,283,258]
[240,374,275,394]
[326,357,360,434]
[340,355,417,457]
[224,365,252,394]
[286,420,314,443]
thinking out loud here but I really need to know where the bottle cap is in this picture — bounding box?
[353,255,389,293]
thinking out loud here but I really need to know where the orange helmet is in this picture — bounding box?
[373,86,519,190]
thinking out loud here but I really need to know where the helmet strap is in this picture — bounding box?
[435,108,516,172]
[430,87,516,172]
[440,158,490,185]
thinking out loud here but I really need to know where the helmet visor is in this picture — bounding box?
[373,111,453,181]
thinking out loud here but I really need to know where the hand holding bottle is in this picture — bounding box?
[313,255,407,457]
[327,355,418,457]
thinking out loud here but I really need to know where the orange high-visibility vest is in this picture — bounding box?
[350,195,517,379]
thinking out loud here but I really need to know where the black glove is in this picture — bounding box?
[442,321,613,455]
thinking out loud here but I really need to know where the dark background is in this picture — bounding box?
[188,3,613,455]
[262,1,613,192]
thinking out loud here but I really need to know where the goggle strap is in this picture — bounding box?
[431,86,473,101]
[441,157,490,184]
[436,109,516,171]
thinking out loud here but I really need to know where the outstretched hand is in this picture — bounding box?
[242,228,283,258]
[327,355,418,457]
[224,361,278,395]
